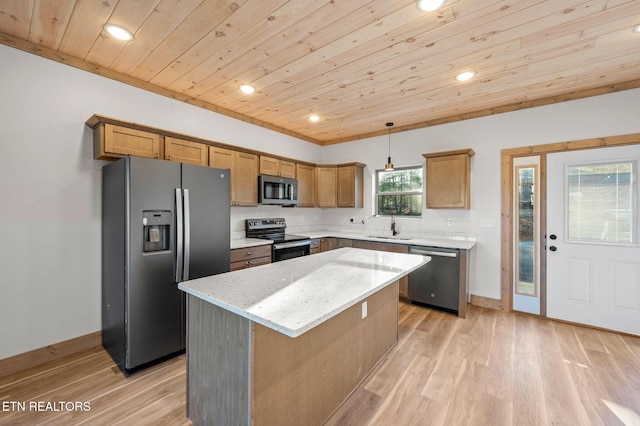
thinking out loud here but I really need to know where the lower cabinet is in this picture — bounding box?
[230,245,271,271]
[320,237,338,252]
[309,238,321,254]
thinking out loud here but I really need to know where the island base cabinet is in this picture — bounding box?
[186,282,399,426]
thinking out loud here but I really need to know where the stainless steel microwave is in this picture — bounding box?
[258,175,298,205]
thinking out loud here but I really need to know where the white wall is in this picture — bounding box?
[0,44,322,359]
[320,90,640,301]
[2,42,640,360]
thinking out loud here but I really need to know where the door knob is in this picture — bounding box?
[549,234,557,240]
[549,246,557,252]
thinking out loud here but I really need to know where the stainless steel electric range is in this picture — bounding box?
[245,218,311,262]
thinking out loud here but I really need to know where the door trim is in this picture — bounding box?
[501,133,640,313]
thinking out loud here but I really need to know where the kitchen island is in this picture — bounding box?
[178,248,428,426]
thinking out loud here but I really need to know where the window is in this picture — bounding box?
[375,166,423,216]
[567,161,635,244]
[515,165,538,297]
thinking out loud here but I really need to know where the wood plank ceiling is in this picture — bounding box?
[1,0,639,145]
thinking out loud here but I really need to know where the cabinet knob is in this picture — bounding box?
[247,252,252,256]
[154,153,159,159]
[167,155,171,161]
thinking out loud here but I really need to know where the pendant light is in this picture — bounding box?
[385,122,394,171]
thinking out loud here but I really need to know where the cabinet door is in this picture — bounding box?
[259,156,279,176]
[103,124,160,159]
[320,237,338,252]
[337,165,363,208]
[426,154,466,208]
[337,238,353,248]
[234,152,259,206]
[279,160,296,178]
[165,137,208,166]
[425,150,473,209]
[296,164,316,207]
[317,167,337,207]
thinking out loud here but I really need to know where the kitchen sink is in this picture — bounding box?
[365,235,412,241]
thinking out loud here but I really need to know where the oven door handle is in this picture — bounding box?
[273,240,312,250]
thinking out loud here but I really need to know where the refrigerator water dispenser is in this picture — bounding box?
[142,210,171,253]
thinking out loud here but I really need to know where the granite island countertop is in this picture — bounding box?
[178,247,428,338]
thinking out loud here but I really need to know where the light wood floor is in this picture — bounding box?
[2,303,639,425]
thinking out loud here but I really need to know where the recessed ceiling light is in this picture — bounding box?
[239,84,255,94]
[309,115,320,122]
[417,0,446,12]
[456,71,476,82]
[633,24,640,33]
[104,24,134,41]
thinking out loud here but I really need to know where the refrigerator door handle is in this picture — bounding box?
[183,188,191,282]
[175,188,184,282]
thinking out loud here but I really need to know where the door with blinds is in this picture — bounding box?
[546,145,640,334]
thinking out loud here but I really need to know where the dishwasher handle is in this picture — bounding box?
[409,247,457,258]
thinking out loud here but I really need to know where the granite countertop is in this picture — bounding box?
[230,237,272,250]
[179,248,428,338]
[231,231,476,250]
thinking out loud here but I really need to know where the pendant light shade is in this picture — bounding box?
[385,122,394,171]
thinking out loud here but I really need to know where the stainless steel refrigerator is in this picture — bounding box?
[102,156,230,375]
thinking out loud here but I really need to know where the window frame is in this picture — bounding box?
[374,164,424,217]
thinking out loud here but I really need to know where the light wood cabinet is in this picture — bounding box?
[337,238,353,248]
[423,149,474,209]
[352,240,410,298]
[165,137,208,166]
[320,237,338,252]
[317,166,337,207]
[296,164,316,207]
[259,156,296,178]
[230,245,272,271]
[337,163,364,208]
[209,147,258,206]
[93,123,161,160]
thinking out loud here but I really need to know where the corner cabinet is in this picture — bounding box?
[337,163,364,208]
[423,149,474,209]
[209,147,258,206]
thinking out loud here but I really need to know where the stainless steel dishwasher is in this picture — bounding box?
[408,246,460,314]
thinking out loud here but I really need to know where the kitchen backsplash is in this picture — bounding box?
[230,206,476,242]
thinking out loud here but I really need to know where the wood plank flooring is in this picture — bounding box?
[1,303,639,425]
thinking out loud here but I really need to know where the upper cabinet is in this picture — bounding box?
[259,156,296,178]
[296,164,316,207]
[423,149,475,209]
[337,164,364,208]
[209,147,258,206]
[165,137,208,166]
[317,166,337,207]
[87,115,363,210]
[94,123,161,160]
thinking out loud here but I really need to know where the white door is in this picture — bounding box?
[547,145,640,335]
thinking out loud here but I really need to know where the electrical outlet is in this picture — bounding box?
[362,301,367,319]
[447,218,454,227]
[480,219,495,228]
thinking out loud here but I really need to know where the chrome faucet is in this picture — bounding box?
[391,215,398,236]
